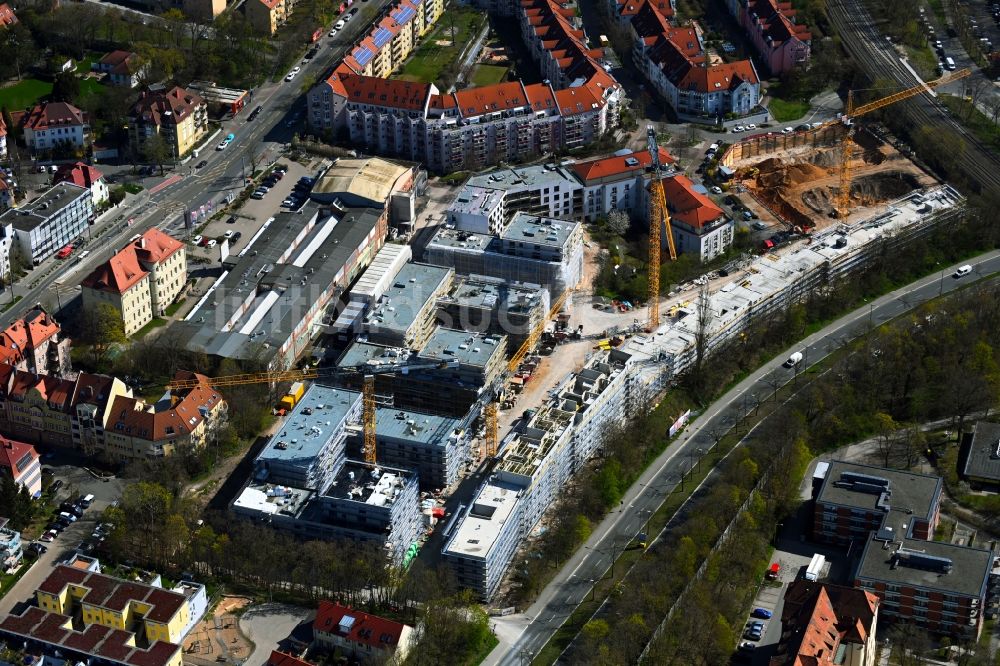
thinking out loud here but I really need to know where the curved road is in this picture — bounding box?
[487,250,1000,665]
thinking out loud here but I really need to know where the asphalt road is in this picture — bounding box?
[0,0,399,328]
[487,251,1000,665]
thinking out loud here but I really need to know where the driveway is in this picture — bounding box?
[239,603,314,666]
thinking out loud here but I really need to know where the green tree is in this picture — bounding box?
[80,302,127,365]
[50,71,81,104]
[141,133,172,175]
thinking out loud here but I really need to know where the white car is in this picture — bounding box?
[781,127,793,134]
[291,65,301,73]
[206,239,217,249]
[710,186,722,194]
[285,72,297,82]
[335,19,345,29]
[343,13,351,22]
[224,230,235,240]
[192,235,203,246]
[216,139,230,150]
[733,125,745,133]
[329,28,338,36]
[746,123,756,130]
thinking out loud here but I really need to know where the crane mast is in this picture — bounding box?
[646,126,676,331]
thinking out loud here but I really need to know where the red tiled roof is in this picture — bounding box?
[341,75,431,111]
[132,227,183,264]
[267,652,313,666]
[660,174,724,229]
[572,147,674,181]
[554,85,602,116]
[428,93,457,110]
[524,83,557,113]
[747,0,811,46]
[55,162,105,190]
[314,601,408,650]
[0,435,37,475]
[22,102,86,131]
[0,2,18,26]
[132,86,204,127]
[257,0,283,9]
[81,247,148,295]
[38,565,187,621]
[107,371,222,443]
[675,60,759,93]
[98,50,141,76]
[453,81,528,117]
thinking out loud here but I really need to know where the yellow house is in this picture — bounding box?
[80,248,152,337]
[247,0,287,35]
[129,86,208,158]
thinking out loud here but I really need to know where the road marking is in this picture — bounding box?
[149,174,183,194]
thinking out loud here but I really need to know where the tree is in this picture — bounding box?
[50,71,81,104]
[80,302,127,365]
[141,133,171,175]
[244,140,265,177]
[606,209,630,235]
[0,24,40,81]
[874,411,898,467]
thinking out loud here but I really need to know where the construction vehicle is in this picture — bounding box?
[834,69,970,218]
[278,381,306,412]
[166,359,457,464]
[646,126,677,331]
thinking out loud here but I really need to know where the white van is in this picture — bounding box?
[955,264,973,277]
[783,351,804,368]
[945,57,956,70]
[81,493,95,508]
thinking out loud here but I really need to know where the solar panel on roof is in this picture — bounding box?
[373,27,393,47]
[354,46,374,67]
[393,5,416,22]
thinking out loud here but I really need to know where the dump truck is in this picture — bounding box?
[278,381,306,411]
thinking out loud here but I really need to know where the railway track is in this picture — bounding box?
[828,0,1000,196]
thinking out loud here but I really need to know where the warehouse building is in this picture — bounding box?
[178,204,385,370]
[310,158,417,232]
[328,243,412,340]
[424,213,583,298]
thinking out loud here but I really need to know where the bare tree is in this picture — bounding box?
[692,282,714,394]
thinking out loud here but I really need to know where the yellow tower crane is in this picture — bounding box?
[646,126,676,331]
[835,69,970,217]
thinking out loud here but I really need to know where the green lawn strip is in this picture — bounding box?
[939,94,1000,151]
[394,8,486,83]
[1,295,23,313]
[905,44,940,80]
[471,634,499,665]
[164,298,187,317]
[0,79,53,111]
[134,318,167,339]
[471,64,507,86]
[767,96,810,122]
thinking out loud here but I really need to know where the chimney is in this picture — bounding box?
[140,237,146,250]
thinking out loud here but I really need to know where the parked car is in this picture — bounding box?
[232,231,242,241]
[335,19,345,29]
[285,71,297,82]
[26,542,47,557]
[752,221,768,231]
[40,530,57,542]
[196,160,208,169]
[710,186,722,194]
[192,235,204,246]
[224,230,235,240]
[751,608,772,619]
[206,239,217,249]
[226,216,238,224]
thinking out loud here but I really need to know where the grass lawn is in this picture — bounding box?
[164,298,187,317]
[0,79,53,112]
[393,8,486,83]
[1,295,22,313]
[134,318,167,339]
[470,64,508,86]
[79,77,104,102]
[767,96,810,122]
[939,94,1000,151]
[75,55,98,74]
[905,44,940,81]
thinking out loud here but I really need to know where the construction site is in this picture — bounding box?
[729,127,937,230]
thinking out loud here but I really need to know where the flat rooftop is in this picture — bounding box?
[857,538,992,598]
[446,275,545,315]
[179,205,381,360]
[465,164,579,192]
[363,262,453,337]
[350,243,412,302]
[256,384,360,466]
[232,481,313,517]
[816,461,942,531]
[444,477,524,559]
[1,183,89,231]
[376,406,462,446]
[450,185,506,217]
[337,341,411,369]
[426,227,492,252]
[322,460,414,508]
[418,328,504,369]
[963,421,1000,482]
[501,213,579,249]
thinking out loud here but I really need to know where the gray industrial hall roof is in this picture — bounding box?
[816,461,942,528]
[1,182,90,231]
[257,385,361,464]
[856,538,992,598]
[963,421,1000,482]
[364,262,453,336]
[501,213,579,250]
[418,328,504,369]
[179,204,381,361]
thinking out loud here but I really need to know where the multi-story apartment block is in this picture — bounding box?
[21,102,90,153]
[246,0,287,35]
[82,228,186,336]
[370,406,471,489]
[307,0,620,173]
[627,0,760,121]
[0,308,72,376]
[313,601,415,663]
[959,421,1000,489]
[661,174,733,262]
[571,147,674,221]
[722,0,811,75]
[54,162,110,208]
[92,50,148,88]
[814,461,992,639]
[102,372,226,462]
[0,435,42,498]
[129,85,208,158]
[0,521,22,572]
[436,274,549,354]
[443,349,634,599]
[771,580,880,666]
[0,564,208,666]
[0,182,93,266]
[362,262,454,349]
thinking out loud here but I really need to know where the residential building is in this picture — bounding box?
[425,213,584,298]
[0,521,21,572]
[21,102,89,153]
[246,0,287,35]
[0,3,18,26]
[329,243,413,339]
[0,307,72,375]
[266,652,313,666]
[0,182,93,266]
[370,405,471,489]
[436,274,549,354]
[362,262,454,349]
[340,0,424,78]
[0,114,7,160]
[571,147,675,221]
[660,174,733,262]
[313,601,415,662]
[443,349,635,599]
[129,85,209,158]
[0,564,208,666]
[769,580,879,666]
[0,435,42,498]
[92,50,147,88]
[722,0,811,75]
[102,371,226,462]
[178,205,385,371]
[82,228,186,335]
[960,421,1000,489]
[627,0,761,121]
[183,0,227,21]
[54,162,110,208]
